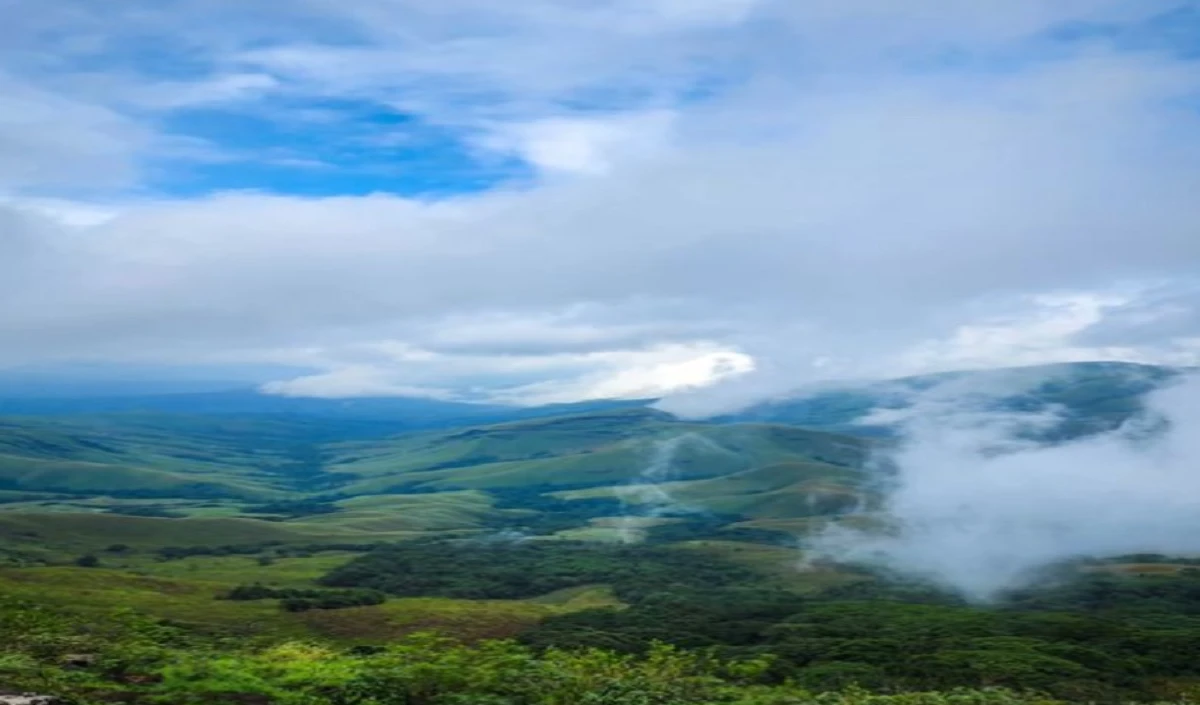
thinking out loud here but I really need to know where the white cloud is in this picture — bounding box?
[2,1,1200,401]
[261,366,456,400]
[813,373,1200,599]
[260,340,753,404]
[895,293,1136,373]
[481,111,676,175]
[134,74,281,110]
[493,345,755,405]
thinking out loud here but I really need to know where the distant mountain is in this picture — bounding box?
[0,360,1180,437]
[0,360,1185,555]
[0,361,1181,440]
[0,388,652,429]
[0,362,298,398]
[718,361,1183,438]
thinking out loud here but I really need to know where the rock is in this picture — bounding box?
[60,653,98,669]
[0,694,60,705]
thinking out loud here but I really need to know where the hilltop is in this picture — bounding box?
[717,360,1180,436]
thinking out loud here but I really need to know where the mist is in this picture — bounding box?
[614,432,731,542]
[810,373,1200,600]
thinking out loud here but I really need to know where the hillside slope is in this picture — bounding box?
[0,407,874,553]
[0,361,1182,555]
[719,361,1181,436]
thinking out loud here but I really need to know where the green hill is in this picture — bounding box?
[0,360,1181,557]
[315,409,875,539]
[0,406,875,554]
[719,361,1181,437]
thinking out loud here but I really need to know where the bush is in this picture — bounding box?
[222,584,386,611]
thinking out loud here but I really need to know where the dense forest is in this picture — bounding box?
[319,540,758,601]
[0,598,1123,705]
[317,540,1200,701]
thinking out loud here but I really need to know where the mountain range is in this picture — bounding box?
[0,360,1178,559]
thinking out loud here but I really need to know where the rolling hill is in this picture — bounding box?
[0,361,1182,558]
[0,407,876,556]
[718,360,1181,437]
[0,361,1195,704]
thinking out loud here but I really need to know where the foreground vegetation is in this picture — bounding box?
[0,599,1172,705]
[4,539,1200,702]
[310,541,1200,702]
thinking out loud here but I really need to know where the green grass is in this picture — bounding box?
[327,411,872,497]
[0,564,577,643]
[0,453,273,497]
[551,516,678,543]
[313,491,498,532]
[550,525,630,542]
[298,597,557,642]
[526,584,624,611]
[731,513,888,536]
[0,512,393,555]
[672,540,869,593]
[550,459,871,521]
[0,416,302,500]
[116,553,365,586]
[324,409,671,475]
[0,405,883,557]
[0,566,306,637]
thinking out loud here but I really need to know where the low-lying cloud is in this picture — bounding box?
[812,373,1200,600]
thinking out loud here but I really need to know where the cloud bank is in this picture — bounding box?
[812,372,1200,599]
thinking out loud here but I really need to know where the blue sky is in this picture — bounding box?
[156,100,529,197]
[3,1,1200,408]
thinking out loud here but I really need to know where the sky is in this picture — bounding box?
[4,0,1200,406]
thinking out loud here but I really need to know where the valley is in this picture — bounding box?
[0,362,1196,702]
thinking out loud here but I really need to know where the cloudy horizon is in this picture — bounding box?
[4,1,1200,407]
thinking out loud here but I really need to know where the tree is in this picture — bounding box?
[75,555,100,568]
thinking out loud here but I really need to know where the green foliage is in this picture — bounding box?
[486,487,626,535]
[223,584,386,612]
[320,539,756,601]
[522,569,1200,701]
[641,514,795,544]
[310,541,1200,700]
[0,597,191,695]
[6,563,1200,702]
[0,605,1089,705]
[155,541,383,561]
